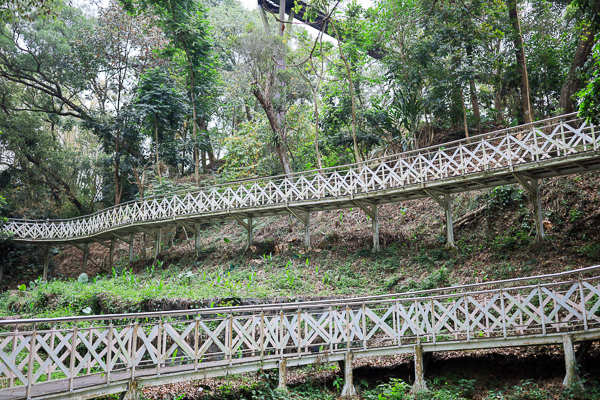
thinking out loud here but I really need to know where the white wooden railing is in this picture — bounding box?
[3,113,599,241]
[1,266,599,397]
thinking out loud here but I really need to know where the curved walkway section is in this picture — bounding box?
[0,266,599,399]
[3,113,600,244]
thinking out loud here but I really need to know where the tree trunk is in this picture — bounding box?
[155,119,161,184]
[460,88,470,139]
[559,3,600,114]
[507,0,533,123]
[114,130,121,205]
[253,82,293,175]
[466,46,481,129]
[333,22,362,163]
[254,3,293,176]
[313,88,324,170]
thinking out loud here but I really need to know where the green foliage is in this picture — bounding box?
[483,186,526,214]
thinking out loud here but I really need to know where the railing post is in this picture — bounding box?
[194,315,200,370]
[560,120,567,156]
[26,326,36,399]
[106,322,113,383]
[260,311,265,358]
[533,126,539,162]
[578,275,588,331]
[464,294,470,341]
[69,325,77,392]
[156,319,162,375]
[131,320,138,379]
[430,298,436,343]
[9,327,17,387]
[362,303,366,349]
[537,284,546,335]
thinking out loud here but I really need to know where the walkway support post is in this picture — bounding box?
[411,343,428,394]
[512,174,545,242]
[232,215,253,249]
[563,334,582,389]
[119,380,140,400]
[83,243,89,274]
[42,245,50,281]
[128,235,134,264]
[288,209,311,248]
[340,352,357,397]
[109,239,115,273]
[195,223,201,257]
[424,190,457,251]
[353,201,380,252]
[276,359,288,392]
[154,229,162,260]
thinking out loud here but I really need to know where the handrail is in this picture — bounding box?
[2,264,597,326]
[4,112,581,225]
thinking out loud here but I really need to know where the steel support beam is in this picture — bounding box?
[340,352,356,397]
[424,189,457,251]
[513,174,545,243]
[411,343,428,394]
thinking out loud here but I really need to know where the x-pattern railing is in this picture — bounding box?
[1,266,599,396]
[3,113,599,241]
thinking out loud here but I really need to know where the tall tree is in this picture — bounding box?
[506,0,533,123]
[122,0,219,183]
[559,0,600,113]
[133,68,187,184]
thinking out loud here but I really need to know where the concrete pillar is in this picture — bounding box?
[128,235,134,264]
[411,343,428,394]
[424,190,456,251]
[276,359,288,392]
[304,212,311,248]
[119,381,140,400]
[444,196,457,251]
[194,223,201,258]
[109,239,115,273]
[42,245,50,281]
[154,229,162,259]
[247,218,253,248]
[531,179,545,243]
[340,352,357,397]
[372,205,380,252]
[513,174,545,243]
[563,334,582,389]
[82,243,89,274]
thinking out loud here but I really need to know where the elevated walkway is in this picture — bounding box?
[0,266,599,399]
[3,113,600,274]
